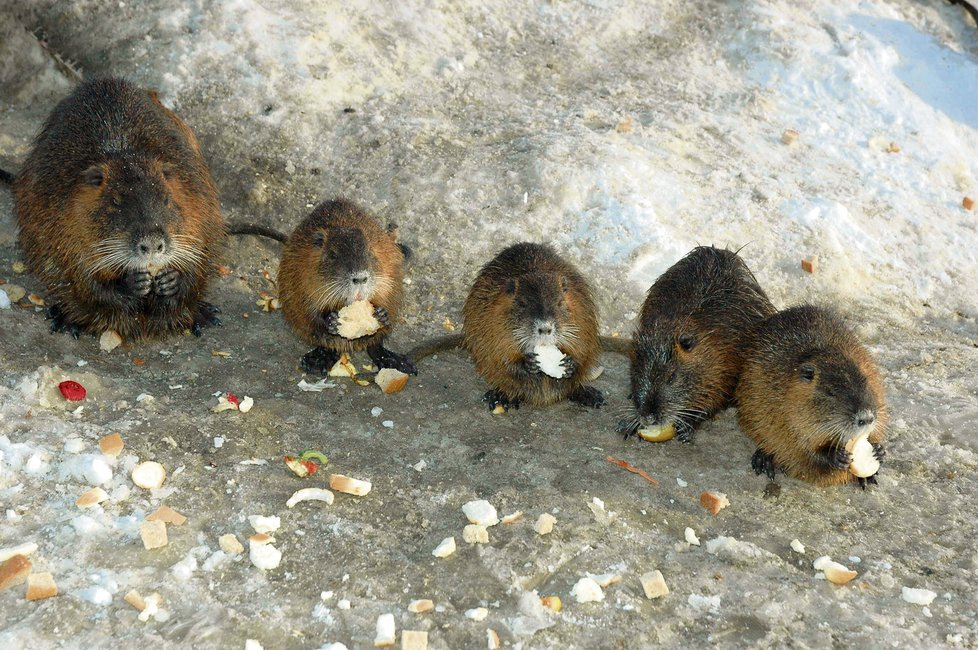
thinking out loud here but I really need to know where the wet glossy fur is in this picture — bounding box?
[462,243,600,406]
[736,305,887,486]
[14,78,225,341]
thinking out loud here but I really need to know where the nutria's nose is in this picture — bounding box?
[855,409,876,428]
[137,236,166,256]
[350,272,370,285]
[537,323,553,335]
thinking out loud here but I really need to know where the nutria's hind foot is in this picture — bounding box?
[568,385,605,409]
[46,304,82,339]
[301,346,341,375]
[191,302,222,337]
[751,448,780,480]
[616,417,640,440]
[367,343,417,375]
[675,422,697,444]
[152,269,181,297]
[815,444,851,472]
[856,474,879,490]
[483,389,521,411]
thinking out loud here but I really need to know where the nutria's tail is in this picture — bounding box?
[600,335,632,356]
[408,334,465,363]
[0,168,14,186]
[228,222,288,243]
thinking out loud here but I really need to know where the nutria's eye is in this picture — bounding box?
[311,233,325,248]
[110,195,122,207]
[82,166,104,187]
[678,334,696,352]
[505,278,518,295]
[666,370,677,385]
[799,365,816,382]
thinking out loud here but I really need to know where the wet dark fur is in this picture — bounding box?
[462,243,602,409]
[621,246,775,441]
[736,305,887,486]
[278,198,415,375]
[13,77,225,341]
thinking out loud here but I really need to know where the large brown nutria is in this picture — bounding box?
[13,77,225,341]
[736,305,887,487]
[618,246,776,442]
[461,242,603,410]
[278,198,415,375]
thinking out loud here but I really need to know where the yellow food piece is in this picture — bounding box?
[637,423,676,442]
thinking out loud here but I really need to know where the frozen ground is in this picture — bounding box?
[1,0,978,648]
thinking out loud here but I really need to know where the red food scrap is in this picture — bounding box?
[58,380,86,402]
[606,455,658,486]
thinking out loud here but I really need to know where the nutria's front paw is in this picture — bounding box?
[560,356,579,378]
[323,310,341,336]
[857,474,879,490]
[872,442,886,463]
[191,302,222,337]
[152,269,180,297]
[125,270,152,297]
[819,445,851,471]
[616,418,640,440]
[373,306,390,326]
[522,354,541,375]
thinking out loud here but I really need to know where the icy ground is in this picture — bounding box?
[1,1,978,648]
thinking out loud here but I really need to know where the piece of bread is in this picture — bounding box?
[98,432,124,456]
[140,520,168,550]
[699,491,730,515]
[375,368,409,394]
[329,474,372,496]
[26,572,57,601]
[146,505,187,526]
[0,554,32,591]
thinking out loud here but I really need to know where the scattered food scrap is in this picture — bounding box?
[465,607,488,621]
[58,380,86,402]
[76,487,108,509]
[146,506,187,526]
[963,196,974,211]
[0,554,32,591]
[637,424,675,442]
[533,513,556,536]
[99,433,124,456]
[540,596,562,613]
[139,520,168,550]
[699,490,729,515]
[248,515,281,534]
[901,587,937,606]
[330,474,372,496]
[286,487,335,508]
[284,449,329,477]
[640,570,669,599]
[462,524,489,544]
[375,368,408,394]
[374,612,396,647]
[219,534,245,555]
[99,330,123,352]
[501,511,523,525]
[685,527,701,546]
[606,456,658,485]
[570,577,604,603]
[432,537,456,558]
[790,539,806,554]
[801,256,817,274]
[813,556,857,585]
[408,599,434,613]
[249,535,282,570]
[25,572,57,601]
[781,128,799,145]
[131,461,166,489]
[462,500,499,526]
[401,630,427,650]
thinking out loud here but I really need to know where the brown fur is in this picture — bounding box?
[13,78,225,341]
[624,246,776,440]
[278,199,405,353]
[736,305,887,486]
[462,243,600,406]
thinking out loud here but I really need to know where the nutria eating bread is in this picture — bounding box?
[619,246,775,442]
[736,305,887,487]
[461,242,603,410]
[13,77,226,341]
[278,198,415,375]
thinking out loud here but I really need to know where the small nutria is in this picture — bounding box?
[736,305,887,487]
[13,77,225,341]
[278,198,415,375]
[618,246,776,442]
[461,242,603,410]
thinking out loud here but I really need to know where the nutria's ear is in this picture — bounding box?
[82,165,104,188]
[559,276,570,293]
[678,333,697,352]
[505,278,519,295]
[798,364,816,382]
[311,232,326,248]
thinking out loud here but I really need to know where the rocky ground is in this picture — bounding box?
[1,1,978,648]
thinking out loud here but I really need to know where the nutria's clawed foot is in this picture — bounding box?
[751,448,779,480]
[522,354,541,375]
[46,304,82,339]
[675,425,696,444]
[616,418,640,440]
[191,302,222,337]
[857,474,879,490]
[324,310,341,336]
[373,306,390,326]
[483,389,521,411]
[568,385,604,408]
[301,346,340,375]
[125,270,153,297]
[560,356,579,378]
[152,269,181,297]
[872,442,886,462]
[816,444,851,471]
[367,344,417,375]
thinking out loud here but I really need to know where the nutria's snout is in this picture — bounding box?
[803,355,881,442]
[130,230,171,269]
[344,269,377,304]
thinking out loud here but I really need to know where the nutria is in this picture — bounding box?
[460,242,603,410]
[736,305,887,487]
[278,198,415,375]
[618,246,776,442]
[12,77,225,341]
